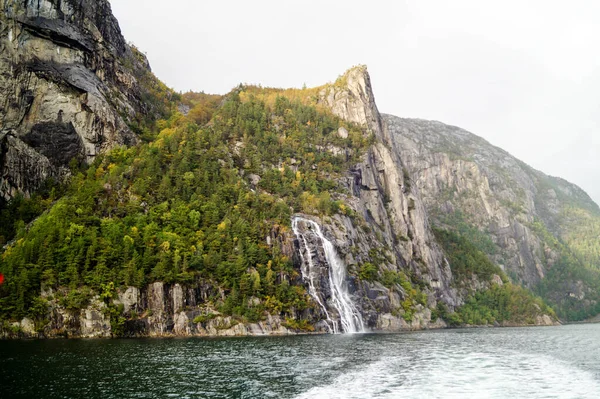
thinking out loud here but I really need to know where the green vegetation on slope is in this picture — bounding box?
[434,207,600,321]
[441,284,556,326]
[0,89,370,323]
[559,206,600,269]
[0,178,66,247]
[433,226,556,325]
[433,227,504,284]
[528,219,600,321]
[526,173,600,320]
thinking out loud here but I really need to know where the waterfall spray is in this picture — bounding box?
[292,216,365,334]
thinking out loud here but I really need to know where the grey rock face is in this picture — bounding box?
[337,127,348,139]
[292,217,337,330]
[293,212,450,331]
[324,68,456,300]
[0,0,157,200]
[302,67,460,328]
[386,115,597,291]
[22,121,83,165]
[0,281,297,338]
[0,131,57,199]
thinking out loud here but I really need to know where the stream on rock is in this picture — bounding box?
[291,216,365,334]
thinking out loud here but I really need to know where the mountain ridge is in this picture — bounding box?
[385,115,600,213]
[388,114,600,319]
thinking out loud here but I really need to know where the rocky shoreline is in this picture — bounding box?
[1,280,558,340]
[1,281,452,339]
[0,319,559,340]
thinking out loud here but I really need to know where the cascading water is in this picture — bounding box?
[292,216,365,334]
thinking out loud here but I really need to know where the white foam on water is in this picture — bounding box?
[294,350,600,399]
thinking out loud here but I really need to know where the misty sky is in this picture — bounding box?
[110,0,600,205]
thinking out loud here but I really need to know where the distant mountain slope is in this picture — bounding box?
[387,115,600,319]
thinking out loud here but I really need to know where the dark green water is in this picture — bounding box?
[1,324,599,398]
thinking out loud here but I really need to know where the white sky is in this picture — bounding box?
[110,0,600,205]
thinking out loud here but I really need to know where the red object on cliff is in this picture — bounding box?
[0,273,4,285]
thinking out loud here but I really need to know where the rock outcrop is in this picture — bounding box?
[1,282,297,339]
[315,67,458,314]
[388,117,549,285]
[0,0,163,200]
[287,67,561,328]
[387,116,600,315]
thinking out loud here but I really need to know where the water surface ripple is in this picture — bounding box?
[1,324,599,398]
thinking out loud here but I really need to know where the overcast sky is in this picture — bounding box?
[110,0,600,205]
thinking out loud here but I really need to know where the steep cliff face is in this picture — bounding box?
[278,67,459,330]
[326,70,456,298]
[387,117,547,285]
[388,116,600,318]
[0,0,161,200]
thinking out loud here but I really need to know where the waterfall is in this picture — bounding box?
[292,216,365,334]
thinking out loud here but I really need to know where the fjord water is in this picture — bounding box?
[2,324,600,398]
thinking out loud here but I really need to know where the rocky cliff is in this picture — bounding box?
[0,0,165,201]
[309,67,458,325]
[2,281,298,339]
[289,67,559,329]
[388,116,600,319]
